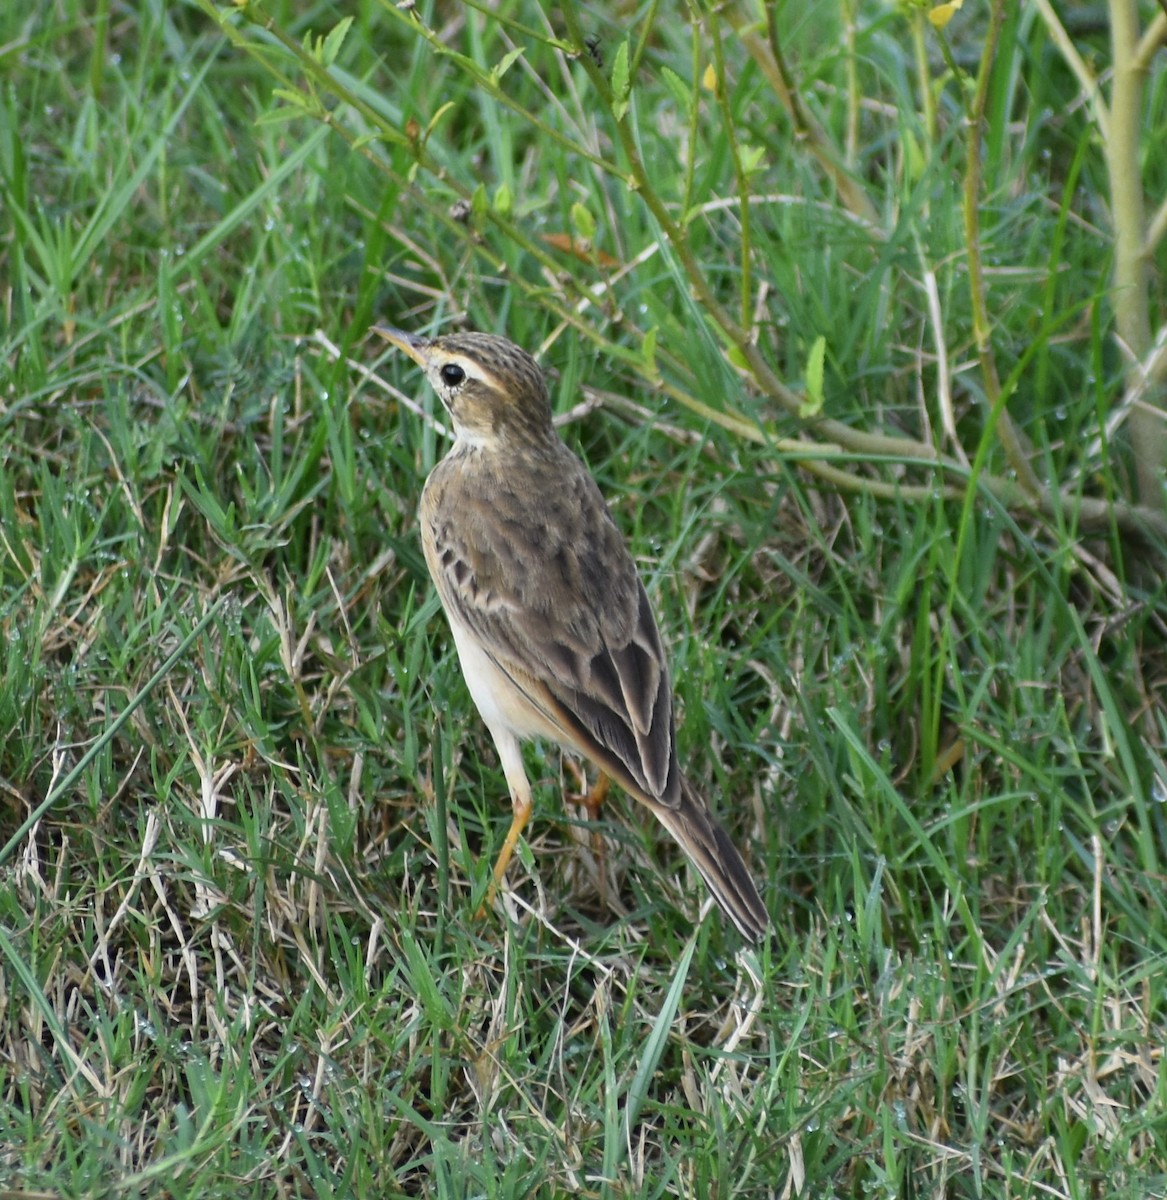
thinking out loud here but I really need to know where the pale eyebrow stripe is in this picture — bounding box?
[444,354,495,386]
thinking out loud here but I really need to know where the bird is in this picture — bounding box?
[377,326,770,942]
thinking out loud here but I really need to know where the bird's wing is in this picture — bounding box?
[424,452,680,807]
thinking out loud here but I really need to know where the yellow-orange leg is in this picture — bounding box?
[566,759,610,820]
[474,798,533,919]
[564,761,611,905]
[475,733,535,919]
[581,771,609,820]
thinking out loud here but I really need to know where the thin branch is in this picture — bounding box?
[1119,325,1167,413]
[842,0,860,166]
[1033,0,1111,140]
[1085,325,1167,460]
[1107,0,1162,506]
[1144,189,1167,259]
[1134,9,1167,70]
[911,7,938,148]
[707,12,753,332]
[922,262,968,468]
[713,3,878,226]
[964,0,1044,495]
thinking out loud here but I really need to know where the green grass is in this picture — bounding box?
[2,1,1166,1196]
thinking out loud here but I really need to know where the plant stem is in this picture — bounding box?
[1107,0,1163,509]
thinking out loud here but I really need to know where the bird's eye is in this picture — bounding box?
[440,363,466,387]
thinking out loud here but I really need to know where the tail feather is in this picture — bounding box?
[650,776,770,942]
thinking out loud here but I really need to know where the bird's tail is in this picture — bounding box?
[651,776,770,943]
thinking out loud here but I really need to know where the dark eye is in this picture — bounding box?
[440,363,465,387]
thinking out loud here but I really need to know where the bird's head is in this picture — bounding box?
[376,327,553,449]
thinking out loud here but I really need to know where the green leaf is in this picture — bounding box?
[642,327,659,380]
[491,47,525,85]
[661,65,691,113]
[425,101,455,140]
[401,931,455,1030]
[268,86,322,120]
[321,16,353,67]
[493,182,512,218]
[621,934,697,1147]
[903,128,925,184]
[270,88,310,111]
[611,40,630,121]
[470,183,488,231]
[739,144,767,175]
[1061,1119,1088,1162]
[800,334,827,418]
[255,104,310,127]
[726,345,749,371]
[570,201,596,242]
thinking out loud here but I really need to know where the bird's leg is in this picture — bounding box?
[489,791,533,890]
[474,794,532,919]
[565,759,610,820]
[565,759,611,905]
[476,733,533,918]
[582,771,609,821]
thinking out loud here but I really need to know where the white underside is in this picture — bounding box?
[444,607,565,812]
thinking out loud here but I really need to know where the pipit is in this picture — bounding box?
[378,326,770,942]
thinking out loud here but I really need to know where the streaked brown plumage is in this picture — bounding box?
[378,326,770,942]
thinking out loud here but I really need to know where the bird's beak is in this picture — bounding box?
[374,325,430,368]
